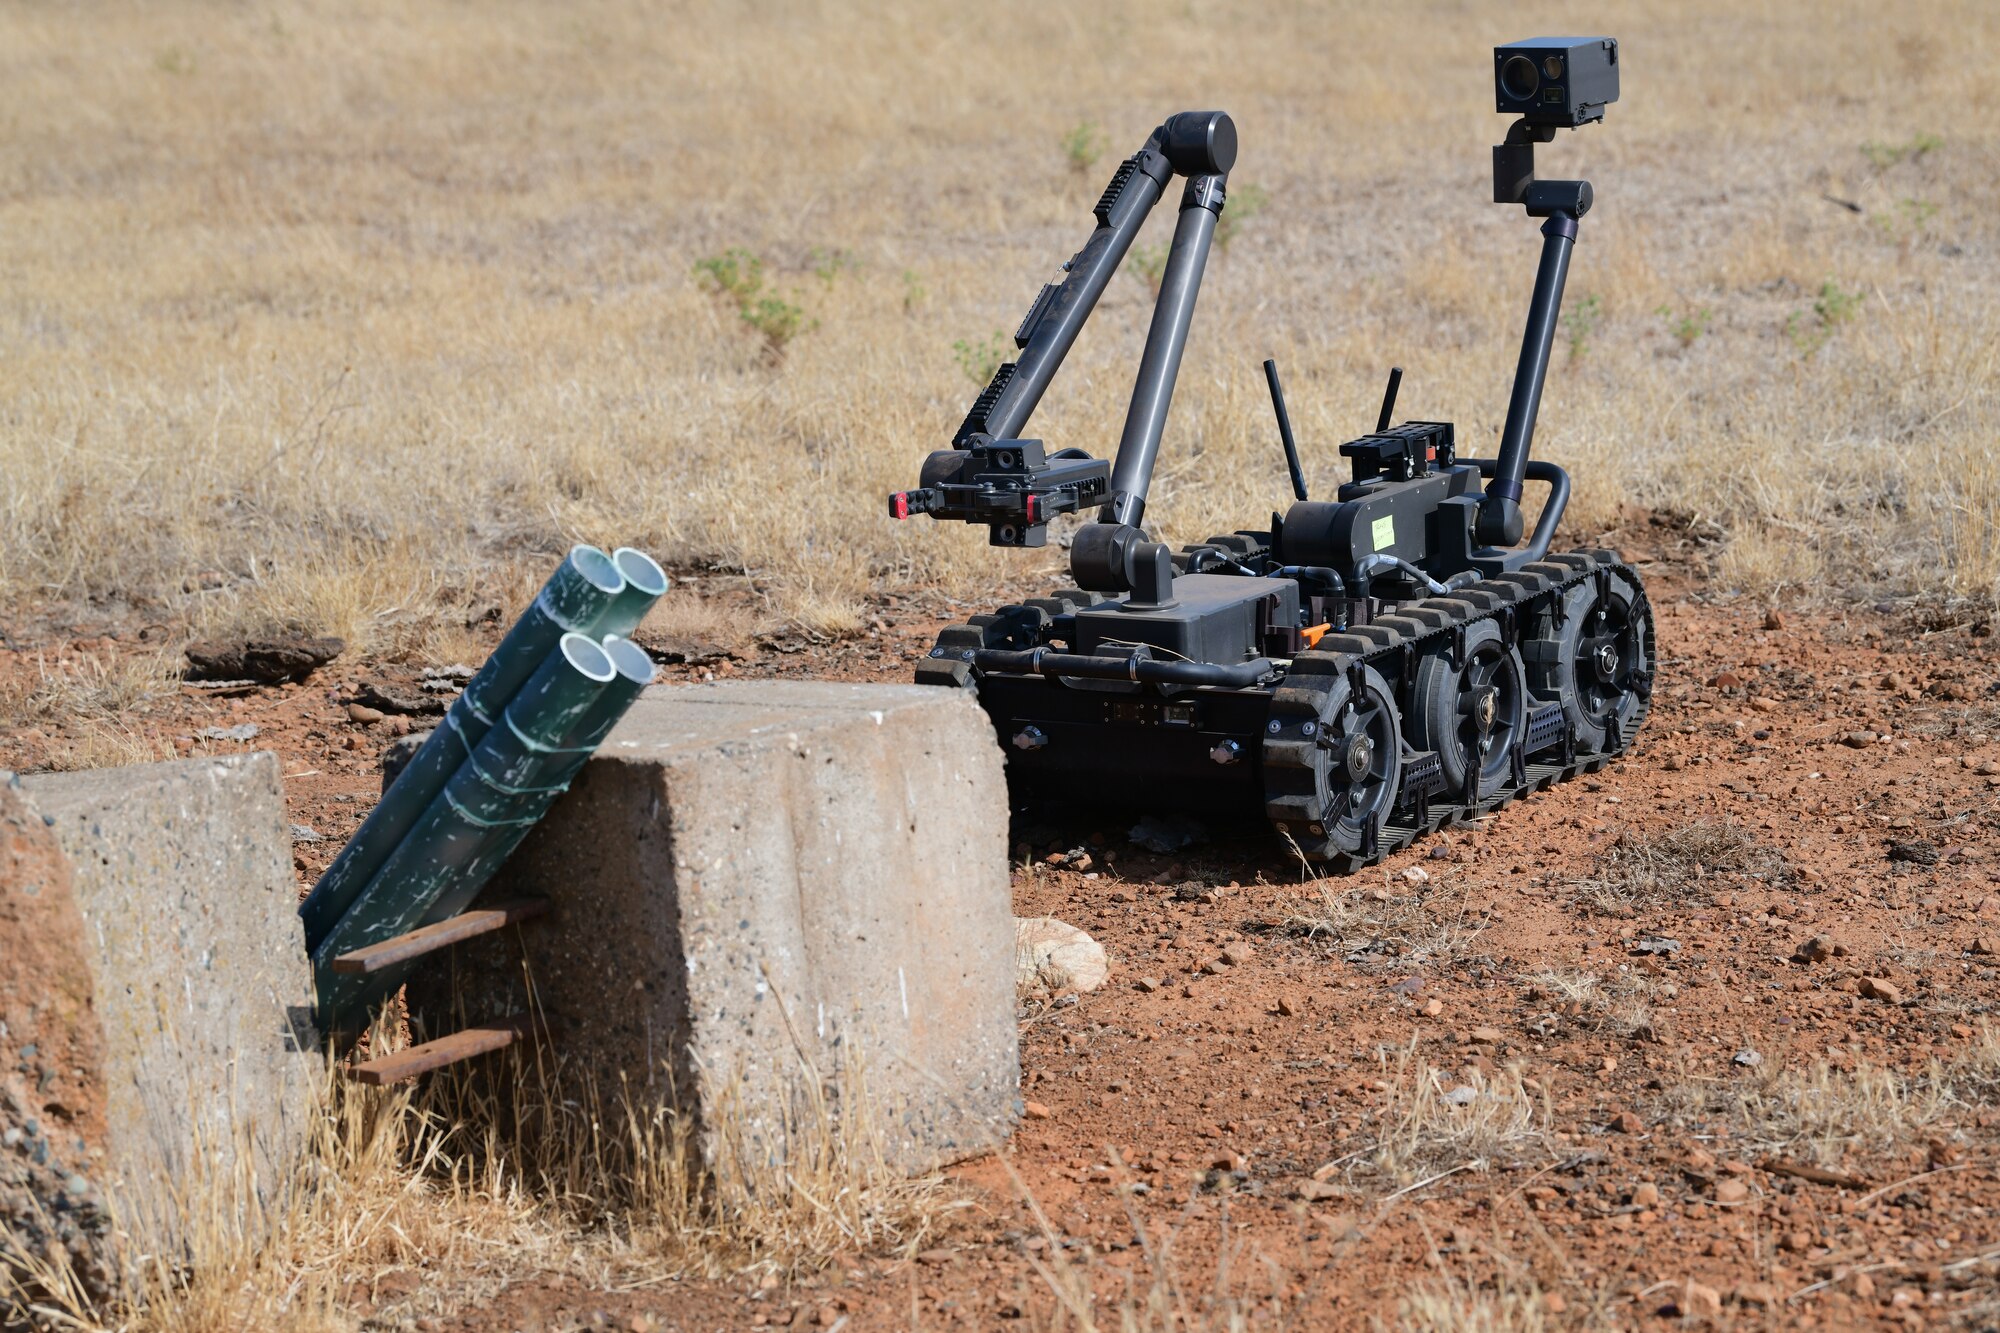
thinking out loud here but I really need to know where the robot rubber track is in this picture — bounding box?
[1261,549,1654,872]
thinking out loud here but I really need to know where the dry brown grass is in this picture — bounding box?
[1722,1026,2000,1169]
[1286,874,1487,965]
[1394,1274,1554,1333]
[1015,1160,1303,1333]
[1521,968,1676,1043]
[3,2,1999,646]
[1566,820,1790,918]
[0,648,186,769]
[2,1015,945,1330]
[0,650,181,726]
[1350,1047,1552,1190]
[434,1037,953,1284]
[34,721,180,773]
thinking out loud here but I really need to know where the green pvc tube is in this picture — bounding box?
[299,546,625,953]
[593,547,670,638]
[554,634,657,758]
[313,633,619,1032]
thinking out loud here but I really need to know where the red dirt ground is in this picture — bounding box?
[4,530,1999,1330]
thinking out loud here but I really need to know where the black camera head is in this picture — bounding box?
[1495,37,1618,129]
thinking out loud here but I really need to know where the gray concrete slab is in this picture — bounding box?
[406,680,1016,1175]
[14,754,318,1250]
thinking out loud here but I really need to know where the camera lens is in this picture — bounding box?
[1500,54,1540,102]
[1542,55,1564,79]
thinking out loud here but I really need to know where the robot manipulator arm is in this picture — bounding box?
[889,438,1110,548]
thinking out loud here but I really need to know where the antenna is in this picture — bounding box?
[1262,358,1308,502]
[1374,366,1404,434]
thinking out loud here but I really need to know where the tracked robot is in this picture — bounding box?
[891,38,1652,870]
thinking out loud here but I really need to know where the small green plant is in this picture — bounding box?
[1814,280,1864,326]
[808,246,854,287]
[1786,279,1864,358]
[1860,131,1943,168]
[1657,303,1713,349]
[1126,241,1170,297]
[1564,293,1602,363]
[1060,120,1107,175]
[694,248,812,362]
[156,45,195,75]
[1213,182,1269,253]
[900,268,926,314]
[1874,196,1940,243]
[951,331,1009,387]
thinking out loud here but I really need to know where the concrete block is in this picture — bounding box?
[407,680,1016,1175]
[5,755,318,1254]
[0,775,119,1305]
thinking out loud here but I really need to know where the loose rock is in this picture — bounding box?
[1793,935,1835,964]
[1127,814,1206,854]
[1887,839,1940,866]
[1015,917,1108,994]
[352,680,447,717]
[1669,1282,1722,1319]
[1858,976,1902,1003]
[1609,1110,1644,1134]
[184,634,345,683]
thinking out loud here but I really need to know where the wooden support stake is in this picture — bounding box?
[329,898,550,976]
[346,1015,535,1086]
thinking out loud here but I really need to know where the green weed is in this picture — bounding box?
[1787,279,1865,358]
[1564,293,1602,363]
[1126,241,1169,297]
[1860,131,1944,168]
[951,331,1009,387]
[1214,181,1269,253]
[1060,120,1107,175]
[808,246,854,287]
[1658,303,1713,349]
[694,248,813,362]
[1875,196,1940,243]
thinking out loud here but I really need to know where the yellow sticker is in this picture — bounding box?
[1371,515,1396,551]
